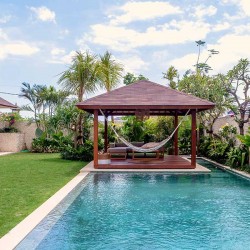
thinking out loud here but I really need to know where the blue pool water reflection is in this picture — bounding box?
[17,160,250,250]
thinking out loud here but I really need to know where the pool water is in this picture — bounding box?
[17,160,250,250]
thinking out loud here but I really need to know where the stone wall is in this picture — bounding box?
[212,115,250,135]
[14,122,36,149]
[0,133,25,152]
[0,121,36,150]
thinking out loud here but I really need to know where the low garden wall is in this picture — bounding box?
[0,121,36,150]
[0,133,25,152]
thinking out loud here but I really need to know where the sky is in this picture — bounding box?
[0,0,250,116]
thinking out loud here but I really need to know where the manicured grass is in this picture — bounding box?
[0,153,87,238]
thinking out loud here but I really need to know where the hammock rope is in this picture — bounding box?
[100,109,190,153]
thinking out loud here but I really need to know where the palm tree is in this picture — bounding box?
[163,66,178,89]
[40,86,70,117]
[98,51,123,122]
[99,51,123,92]
[58,51,100,146]
[19,82,45,127]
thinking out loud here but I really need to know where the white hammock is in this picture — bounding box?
[100,109,190,153]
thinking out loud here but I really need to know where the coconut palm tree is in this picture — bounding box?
[58,51,100,146]
[99,51,123,92]
[98,51,123,122]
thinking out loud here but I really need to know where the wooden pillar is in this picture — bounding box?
[94,109,99,168]
[191,110,196,167]
[104,117,108,153]
[174,112,178,155]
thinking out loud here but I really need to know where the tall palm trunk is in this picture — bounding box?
[75,88,84,147]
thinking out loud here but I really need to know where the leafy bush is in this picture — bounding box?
[178,120,191,155]
[0,112,22,126]
[199,136,211,157]
[226,145,248,168]
[0,112,22,133]
[122,116,144,142]
[0,127,19,133]
[207,139,230,163]
[61,140,94,161]
[99,123,122,143]
[32,132,72,153]
[200,124,237,163]
[60,139,104,161]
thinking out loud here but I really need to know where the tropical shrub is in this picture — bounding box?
[144,117,157,143]
[0,112,22,132]
[218,124,237,147]
[200,124,237,163]
[226,145,248,168]
[122,116,144,142]
[61,140,94,161]
[237,127,250,166]
[179,127,191,154]
[99,123,122,143]
[0,127,19,133]
[32,132,72,153]
[178,119,191,154]
[207,139,230,163]
[60,139,104,161]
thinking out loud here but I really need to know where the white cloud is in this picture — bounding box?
[0,15,11,24]
[152,50,170,69]
[0,41,39,60]
[170,53,197,73]
[84,20,211,51]
[192,5,217,19]
[0,28,39,60]
[76,37,91,51]
[233,23,250,34]
[169,34,250,74]
[48,50,76,64]
[59,29,69,36]
[222,0,250,17]
[239,0,250,16]
[118,54,148,74]
[0,28,8,40]
[51,48,65,56]
[110,1,182,25]
[30,6,56,23]
[212,22,231,32]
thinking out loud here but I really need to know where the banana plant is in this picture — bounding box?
[237,128,250,165]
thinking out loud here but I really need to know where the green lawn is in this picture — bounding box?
[0,153,87,238]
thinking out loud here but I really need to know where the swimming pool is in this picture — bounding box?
[17,160,250,249]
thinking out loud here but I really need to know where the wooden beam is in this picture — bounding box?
[191,110,196,167]
[104,117,108,153]
[174,112,178,155]
[94,109,99,168]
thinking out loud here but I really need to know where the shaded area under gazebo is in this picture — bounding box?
[77,80,215,169]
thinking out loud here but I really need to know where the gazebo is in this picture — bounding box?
[77,80,215,169]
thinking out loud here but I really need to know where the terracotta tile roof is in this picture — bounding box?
[77,80,215,115]
[0,97,18,109]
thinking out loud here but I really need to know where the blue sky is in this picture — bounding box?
[0,0,250,115]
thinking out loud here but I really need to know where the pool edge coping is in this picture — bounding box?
[199,157,250,180]
[0,171,89,250]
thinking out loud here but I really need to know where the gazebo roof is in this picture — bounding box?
[77,80,215,116]
[0,97,18,109]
